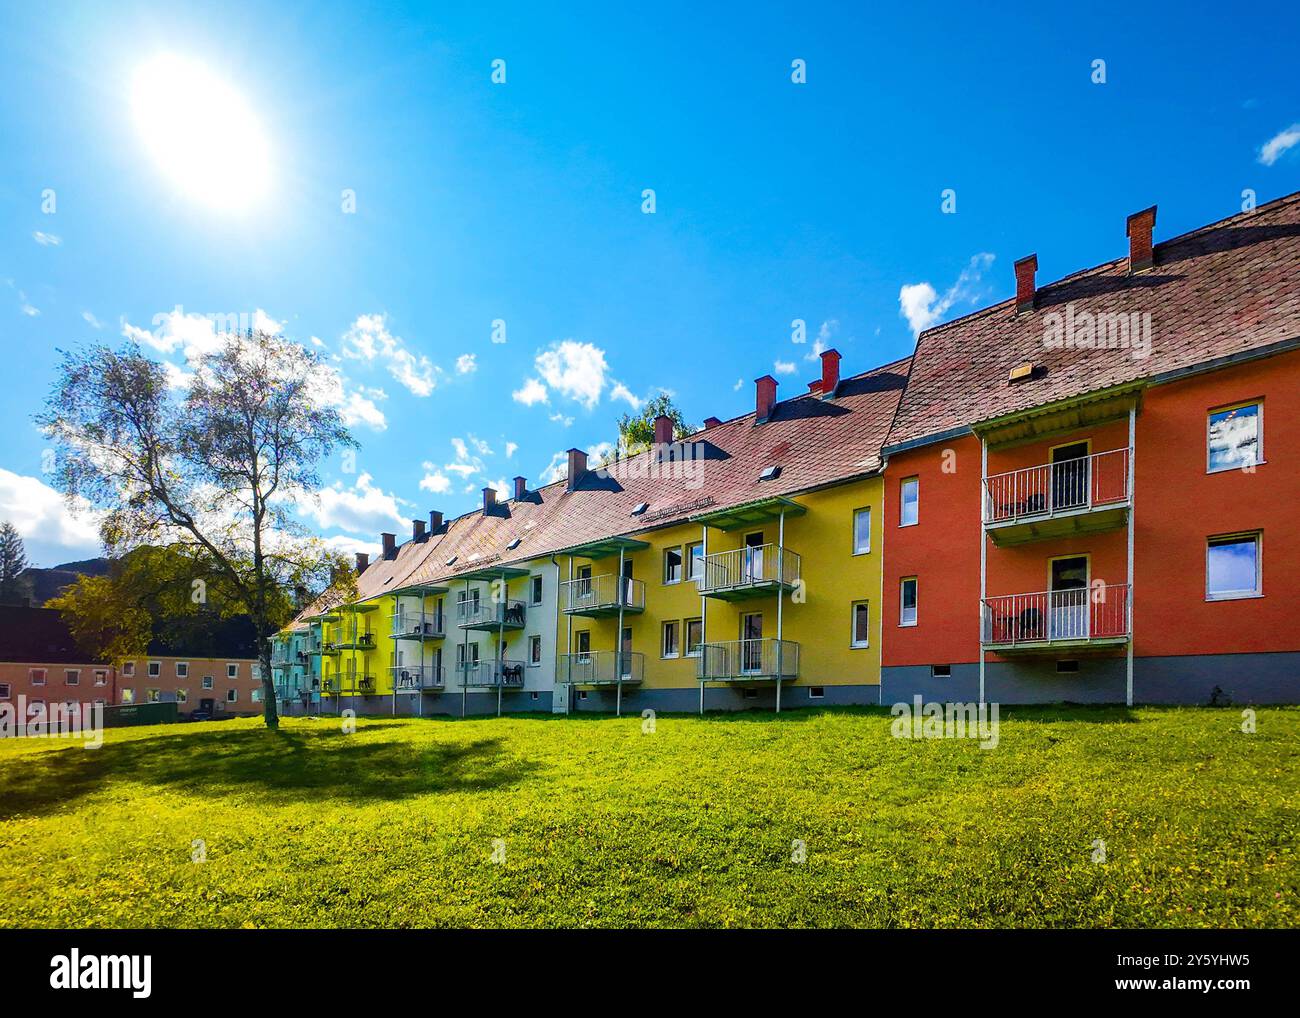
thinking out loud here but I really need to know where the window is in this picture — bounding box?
[252,687,263,703]
[122,662,135,677]
[120,688,135,704]
[29,668,46,686]
[175,662,189,678]
[227,689,238,703]
[662,621,680,658]
[93,670,108,686]
[575,631,591,660]
[146,688,160,703]
[900,478,919,526]
[176,689,188,704]
[226,663,239,679]
[1056,660,1079,674]
[579,690,589,700]
[853,507,872,554]
[529,635,542,666]
[808,686,825,699]
[851,601,870,647]
[64,669,80,686]
[457,643,480,668]
[1207,401,1262,472]
[931,664,951,679]
[1207,533,1262,600]
[742,688,759,699]
[685,618,703,657]
[686,542,704,582]
[0,683,10,699]
[530,575,544,605]
[900,578,918,626]
[147,661,160,678]
[530,691,539,700]
[202,675,214,690]
[663,547,683,584]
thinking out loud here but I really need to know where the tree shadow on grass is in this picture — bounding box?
[0,724,543,820]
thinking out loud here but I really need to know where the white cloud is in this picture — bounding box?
[21,304,39,317]
[319,533,382,559]
[610,380,642,409]
[505,441,518,459]
[121,308,224,360]
[32,231,61,246]
[1259,123,1300,166]
[302,472,407,535]
[774,359,796,375]
[307,363,388,432]
[253,309,284,335]
[341,313,437,397]
[513,377,549,406]
[540,451,569,484]
[0,468,103,566]
[418,462,452,494]
[549,412,574,427]
[486,477,510,500]
[81,310,104,329]
[535,339,608,409]
[899,253,995,336]
[162,361,194,390]
[587,441,616,467]
[806,319,837,360]
[733,378,743,391]
[456,352,477,374]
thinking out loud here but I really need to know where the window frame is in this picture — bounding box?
[684,617,703,657]
[899,477,919,527]
[852,507,872,555]
[93,669,108,686]
[661,620,680,659]
[202,675,214,690]
[0,683,10,699]
[226,663,239,679]
[686,541,704,582]
[147,660,161,678]
[662,546,683,585]
[122,661,135,677]
[176,688,189,704]
[1206,531,1263,601]
[64,669,80,686]
[175,661,189,679]
[528,634,543,666]
[900,577,918,627]
[850,600,871,648]
[29,668,46,686]
[146,688,160,703]
[530,574,544,606]
[1206,399,1263,475]
[226,688,238,703]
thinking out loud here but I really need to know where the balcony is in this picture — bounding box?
[698,544,801,601]
[560,575,645,618]
[456,599,527,632]
[391,664,446,692]
[698,638,799,681]
[458,659,527,688]
[322,673,376,695]
[981,584,1130,653]
[390,611,446,641]
[333,631,377,651]
[559,650,644,685]
[983,448,1130,546]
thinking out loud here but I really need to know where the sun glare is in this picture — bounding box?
[132,54,272,211]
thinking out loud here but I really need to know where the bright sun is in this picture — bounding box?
[132,55,272,211]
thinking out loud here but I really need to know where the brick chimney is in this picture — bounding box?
[482,486,496,510]
[703,416,722,430]
[820,348,841,397]
[1126,205,1157,273]
[755,375,777,423]
[355,552,369,574]
[1014,254,1038,313]
[380,533,396,559]
[429,510,443,533]
[412,518,426,542]
[566,448,587,489]
[653,414,673,446]
[513,476,527,500]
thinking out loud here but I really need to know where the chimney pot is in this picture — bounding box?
[412,518,426,542]
[755,375,778,423]
[820,348,841,397]
[1014,254,1038,312]
[429,510,443,533]
[513,475,527,500]
[653,414,673,446]
[703,416,722,430]
[482,486,497,509]
[566,448,587,489]
[380,533,396,559]
[1126,205,1157,272]
[355,552,369,574]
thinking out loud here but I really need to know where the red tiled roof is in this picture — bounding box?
[886,191,1300,449]
[303,357,910,614]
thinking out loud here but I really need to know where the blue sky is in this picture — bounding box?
[1,0,1297,566]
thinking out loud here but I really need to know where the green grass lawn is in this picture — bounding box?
[0,706,1296,928]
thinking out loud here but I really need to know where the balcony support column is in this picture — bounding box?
[980,437,987,705]
[462,579,470,719]
[616,546,626,718]
[776,509,785,713]
[497,569,506,718]
[699,524,708,715]
[1126,406,1136,707]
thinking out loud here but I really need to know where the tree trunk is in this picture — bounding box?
[259,648,280,729]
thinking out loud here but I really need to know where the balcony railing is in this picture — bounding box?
[322,673,376,695]
[456,599,527,630]
[698,544,801,600]
[458,659,527,688]
[391,664,446,691]
[981,583,1130,647]
[559,650,645,685]
[390,611,446,640]
[560,575,645,616]
[698,638,799,681]
[333,630,376,651]
[984,448,1130,526]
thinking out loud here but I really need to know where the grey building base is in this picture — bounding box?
[570,682,880,715]
[296,690,553,718]
[881,652,1300,706]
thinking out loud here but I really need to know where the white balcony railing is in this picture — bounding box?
[559,650,644,684]
[391,664,446,691]
[456,599,527,629]
[983,448,1130,525]
[389,610,446,639]
[981,584,1130,646]
[458,659,527,687]
[698,638,799,681]
[560,574,645,614]
[698,544,800,596]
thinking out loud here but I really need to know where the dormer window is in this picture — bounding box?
[759,465,781,481]
[506,537,521,550]
[631,502,649,516]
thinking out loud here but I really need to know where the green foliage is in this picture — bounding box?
[616,392,693,457]
[0,521,29,605]
[0,707,1295,928]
